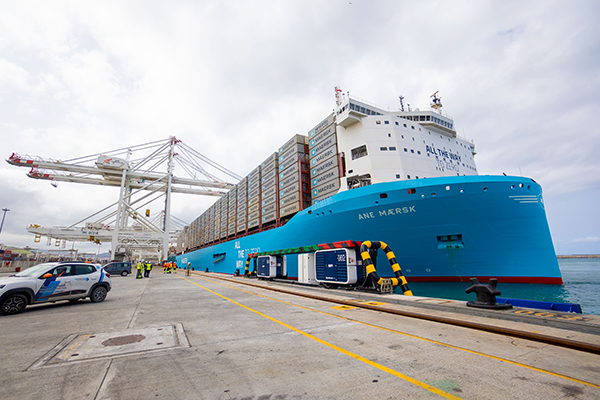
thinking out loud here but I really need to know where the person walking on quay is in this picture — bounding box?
[144,260,152,278]
[136,260,144,279]
[163,261,168,274]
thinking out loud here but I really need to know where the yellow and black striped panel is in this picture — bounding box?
[359,240,412,296]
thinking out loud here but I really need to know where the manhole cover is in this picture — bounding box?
[102,334,146,346]
[29,324,189,369]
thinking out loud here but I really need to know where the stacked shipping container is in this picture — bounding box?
[278,134,310,218]
[309,113,340,204]
[178,117,342,253]
[260,153,279,225]
[248,166,261,229]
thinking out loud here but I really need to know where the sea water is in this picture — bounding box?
[396,258,600,315]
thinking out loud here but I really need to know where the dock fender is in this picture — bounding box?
[360,241,412,295]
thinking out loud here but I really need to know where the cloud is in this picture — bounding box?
[569,236,600,244]
[1,0,599,255]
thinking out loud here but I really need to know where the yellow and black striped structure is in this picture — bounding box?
[245,254,258,277]
[360,241,413,295]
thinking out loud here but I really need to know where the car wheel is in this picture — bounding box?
[1,294,28,315]
[121,270,128,277]
[90,286,108,303]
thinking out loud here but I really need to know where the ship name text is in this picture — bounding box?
[358,206,416,220]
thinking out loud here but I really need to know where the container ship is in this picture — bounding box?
[176,88,562,285]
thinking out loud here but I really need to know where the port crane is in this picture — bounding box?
[8,137,241,261]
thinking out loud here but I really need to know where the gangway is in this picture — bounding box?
[8,137,240,261]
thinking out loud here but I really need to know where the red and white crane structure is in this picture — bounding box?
[7,137,240,261]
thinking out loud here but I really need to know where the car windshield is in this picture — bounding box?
[14,263,58,277]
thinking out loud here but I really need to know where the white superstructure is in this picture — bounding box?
[334,92,478,191]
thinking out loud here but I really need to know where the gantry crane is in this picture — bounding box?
[8,137,240,261]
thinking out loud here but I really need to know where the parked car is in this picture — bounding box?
[0,261,112,315]
[102,261,132,276]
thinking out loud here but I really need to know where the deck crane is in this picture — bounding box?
[7,137,241,262]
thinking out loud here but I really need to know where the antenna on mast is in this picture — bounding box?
[398,95,405,112]
[335,86,344,106]
[430,91,443,112]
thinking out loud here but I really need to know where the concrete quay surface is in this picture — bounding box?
[1,271,599,400]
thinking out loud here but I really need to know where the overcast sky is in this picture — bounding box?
[1,0,599,256]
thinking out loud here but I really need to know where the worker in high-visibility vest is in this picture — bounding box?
[136,260,144,279]
[167,261,173,274]
[172,260,177,274]
[163,261,168,273]
[144,261,152,278]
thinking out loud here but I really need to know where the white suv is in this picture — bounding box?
[0,261,112,315]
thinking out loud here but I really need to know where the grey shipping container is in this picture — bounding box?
[261,168,277,184]
[309,113,334,138]
[279,165,301,182]
[261,184,277,197]
[280,192,300,208]
[278,154,307,173]
[310,135,337,158]
[280,202,301,217]
[261,152,278,169]
[261,192,277,207]
[279,181,300,199]
[279,174,300,189]
[248,218,259,229]
[312,178,340,199]
[279,143,306,164]
[261,211,277,224]
[311,155,338,178]
[311,167,339,187]
[249,165,261,177]
[278,134,306,154]
[309,124,336,149]
[248,202,259,214]
[310,144,338,168]
[261,202,276,215]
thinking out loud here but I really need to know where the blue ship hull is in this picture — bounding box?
[177,175,562,284]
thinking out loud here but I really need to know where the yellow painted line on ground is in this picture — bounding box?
[178,275,462,399]
[194,275,600,390]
